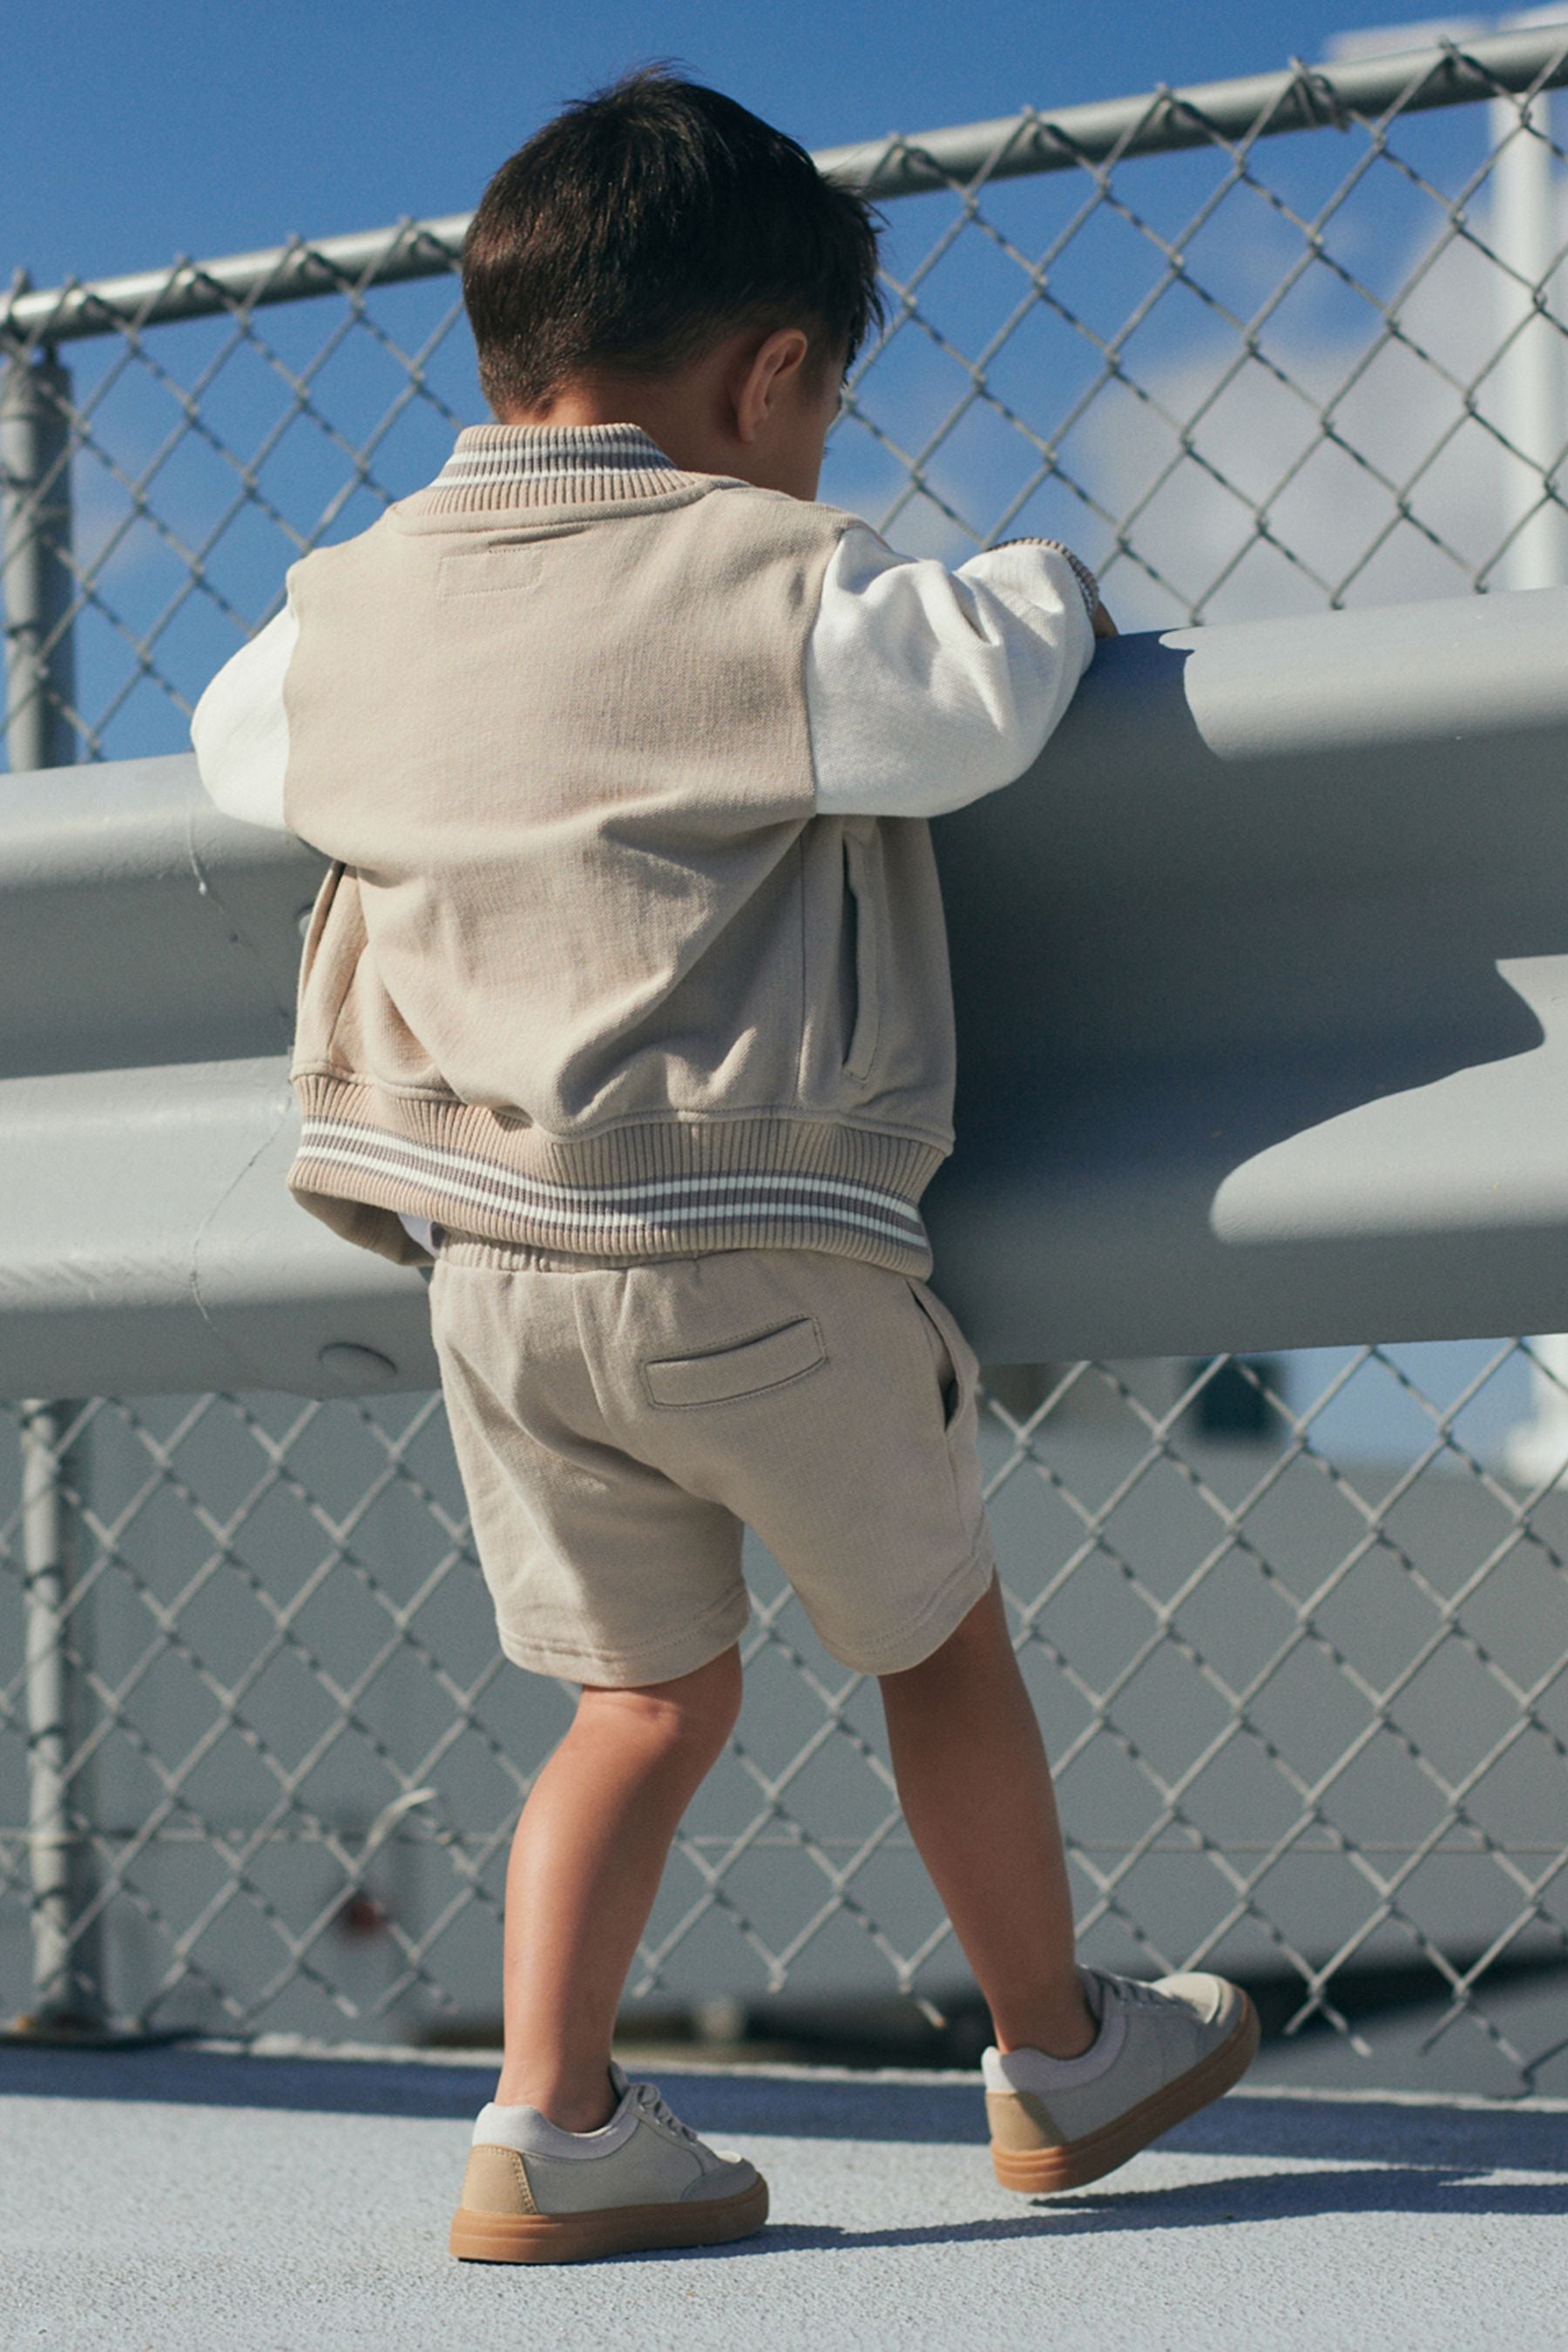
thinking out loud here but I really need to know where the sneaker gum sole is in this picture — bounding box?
[990,1993,1261,2195]
[449,2175,769,2265]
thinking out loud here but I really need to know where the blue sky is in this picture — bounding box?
[1,1,1518,290]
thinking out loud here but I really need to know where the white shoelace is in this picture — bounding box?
[632,2080,700,2142]
[1086,1966,1167,2012]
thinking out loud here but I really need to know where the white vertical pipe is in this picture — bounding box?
[1489,49,1568,1483]
[1489,67,1567,588]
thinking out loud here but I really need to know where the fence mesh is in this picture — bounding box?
[3,37,1568,2090]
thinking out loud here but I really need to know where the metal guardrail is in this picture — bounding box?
[3,34,1568,2090]
[10,580,1568,1397]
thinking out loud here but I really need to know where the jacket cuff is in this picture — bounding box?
[990,537,1099,621]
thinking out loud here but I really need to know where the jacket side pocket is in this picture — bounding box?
[292,861,362,1060]
[841,830,882,1083]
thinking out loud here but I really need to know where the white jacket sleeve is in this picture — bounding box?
[805,524,1098,818]
[189,600,298,833]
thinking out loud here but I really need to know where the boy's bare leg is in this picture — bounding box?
[495,1643,742,2130]
[879,1578,1098,2058]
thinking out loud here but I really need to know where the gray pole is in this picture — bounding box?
[3,348,98,2030]
[17,1402,83,2024]
[3,349,77,772]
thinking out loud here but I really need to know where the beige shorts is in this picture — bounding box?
[428,1235,997,1685]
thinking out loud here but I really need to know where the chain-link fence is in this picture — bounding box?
[4,28,1568,2092]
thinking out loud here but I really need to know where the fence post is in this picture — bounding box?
[3,348,100,2031]
[3,347,77,771]
[17,1403,94,2027]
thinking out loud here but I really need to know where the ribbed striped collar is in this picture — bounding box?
[422,422,701,512]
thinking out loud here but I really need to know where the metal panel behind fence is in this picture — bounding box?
[3,29,1567,2088]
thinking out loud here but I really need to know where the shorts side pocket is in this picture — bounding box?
[904,1278,984,1546]
[643,1316,826,1409]
[904,1281,963,1429]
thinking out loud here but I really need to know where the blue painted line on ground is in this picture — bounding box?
[3,2044,1567,2177]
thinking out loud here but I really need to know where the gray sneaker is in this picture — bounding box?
[449,2062,767,2264]
[983,1968,1260,2193]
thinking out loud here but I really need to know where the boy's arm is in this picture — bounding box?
[189,598,299,833]
[806,524,1104,819]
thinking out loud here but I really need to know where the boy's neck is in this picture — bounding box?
[497,383,698,463]
[490,331,838,503]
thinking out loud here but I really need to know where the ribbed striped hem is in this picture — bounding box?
[412,422,711,514]
[287,1079,946,1275]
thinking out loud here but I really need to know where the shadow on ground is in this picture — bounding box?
[430,2155,1568,2272]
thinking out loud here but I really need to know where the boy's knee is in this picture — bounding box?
[881,1578,1001,1687]
[584,1643,742,1762]
[671,1643,744,1754]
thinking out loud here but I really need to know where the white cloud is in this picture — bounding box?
[1071,172,1568,629]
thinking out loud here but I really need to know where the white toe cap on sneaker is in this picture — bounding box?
[681,2159,760,2202]
[1152,1970,1244,2031]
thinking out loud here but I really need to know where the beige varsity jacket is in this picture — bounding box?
[191,424,1097,1275]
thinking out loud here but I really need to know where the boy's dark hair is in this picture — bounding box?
[462,68,884,415]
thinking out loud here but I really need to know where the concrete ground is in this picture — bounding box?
[3,2044,1565,2351]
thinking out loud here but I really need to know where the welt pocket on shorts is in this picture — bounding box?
[642,1316,826,1409]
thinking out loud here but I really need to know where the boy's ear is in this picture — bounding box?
[732,328,812,444]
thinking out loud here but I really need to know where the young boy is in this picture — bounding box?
[192,70,1258,2265]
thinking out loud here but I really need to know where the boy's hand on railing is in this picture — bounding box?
[1092,601,1119,639]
